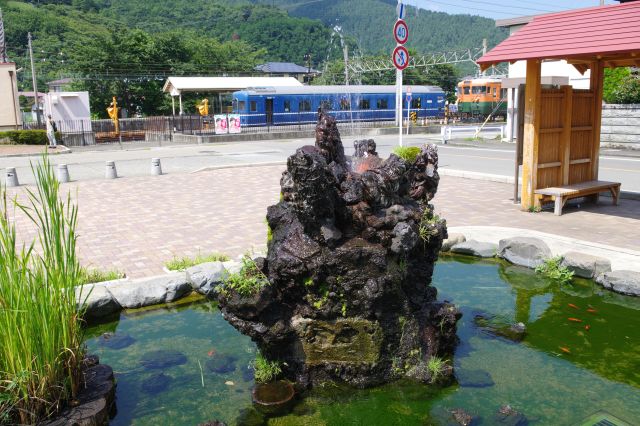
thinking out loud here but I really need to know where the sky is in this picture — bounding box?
[402,0,619,19]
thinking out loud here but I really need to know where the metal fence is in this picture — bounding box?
[22,110,441,147]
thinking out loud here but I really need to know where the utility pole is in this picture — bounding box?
[28,32,41,126]
[0,9,9,63]
[334,26,349,85]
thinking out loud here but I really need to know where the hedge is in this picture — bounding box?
[0,130,62,145]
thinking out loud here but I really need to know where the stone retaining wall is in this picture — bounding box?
[601,104,640,149]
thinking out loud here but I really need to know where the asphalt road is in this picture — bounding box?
[1,134,638,192]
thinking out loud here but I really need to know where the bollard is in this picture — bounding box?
[5,167,19,187]
[57,164,70,183]
[151,158,162,176]
[105,161,118,179]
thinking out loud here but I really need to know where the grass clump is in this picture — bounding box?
[253,352,282,384]
[419,209,442,243]
[393,146,421,162]
[535,256,574,284]
[165,252,230,271]
[78,267,124,285]
[220,256,269,297]
[427,356,448,383]
[0,156,85,424]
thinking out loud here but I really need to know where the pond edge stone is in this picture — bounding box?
[596,270,640,296]
[561,251,612,279]
[450,240,497,258]
[497,237,551,268]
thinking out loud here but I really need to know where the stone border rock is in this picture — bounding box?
[439,227,640,298]
[76,253,263,320]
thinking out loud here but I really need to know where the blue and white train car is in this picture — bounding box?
[231,85,445,126]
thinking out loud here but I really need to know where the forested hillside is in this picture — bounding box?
[248,0,508,54]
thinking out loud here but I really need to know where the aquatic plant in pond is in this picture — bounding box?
[535,255,574,284]
[253,353,283,384]
[0,156,84,424]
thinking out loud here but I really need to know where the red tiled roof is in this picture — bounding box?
[477,2,640,69]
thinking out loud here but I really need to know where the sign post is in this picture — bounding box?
[393,1,409,147]
[406,87,412,135]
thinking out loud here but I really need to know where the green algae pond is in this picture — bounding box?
[85,256,640,425]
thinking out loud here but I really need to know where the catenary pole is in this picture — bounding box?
[28,32,41,126]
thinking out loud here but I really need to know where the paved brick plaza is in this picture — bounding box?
[6,164,640,278]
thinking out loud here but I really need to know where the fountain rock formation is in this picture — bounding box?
[219,112,460,388]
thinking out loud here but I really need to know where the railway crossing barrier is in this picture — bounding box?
[441,125,505,143]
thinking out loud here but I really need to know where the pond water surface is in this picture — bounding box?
[85,256,640,425]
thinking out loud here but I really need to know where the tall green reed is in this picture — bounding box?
[0,156,85,424]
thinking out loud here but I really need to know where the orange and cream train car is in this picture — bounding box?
[456,77,507,120]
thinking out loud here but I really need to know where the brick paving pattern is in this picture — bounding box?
[5,165,639,278]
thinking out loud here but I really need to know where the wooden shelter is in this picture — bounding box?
[477,2,640,214]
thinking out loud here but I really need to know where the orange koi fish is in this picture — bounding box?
[207,349,216,357]
[567,317,582,323]
[587,308,597,313]
[568,303,579,309]
[584,325,591,331]
[560,347,571,354]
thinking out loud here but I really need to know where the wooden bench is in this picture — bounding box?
[534,180,621,216]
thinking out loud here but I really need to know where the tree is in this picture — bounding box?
[604,67,640,104]
[70,29,265,116]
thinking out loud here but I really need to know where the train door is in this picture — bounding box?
[266,98,274,125]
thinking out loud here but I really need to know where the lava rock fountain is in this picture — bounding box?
[219,112,460,388]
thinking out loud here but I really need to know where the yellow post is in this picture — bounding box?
[521,60,542,211]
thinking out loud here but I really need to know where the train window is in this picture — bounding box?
[320,100,332,111]
[284,100,291,112]
[463,87,470,95]
[359,99,370,110]
[493,88,497,97]
[235,100,246,111]
[501,88,507,98]
[299,100,311,112]
[472,86,487,94]
[411,98,421,109]
[340,98,351,110]
[250,101,257,112]
[377,98,388,109]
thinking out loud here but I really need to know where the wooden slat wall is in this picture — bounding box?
[537,89,564,188]
[534,87,596,190]
[570,90,594,184]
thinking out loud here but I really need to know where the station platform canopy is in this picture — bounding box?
[162,76,303,96]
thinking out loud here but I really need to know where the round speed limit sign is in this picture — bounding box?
[392,45,410,71]
[394,19,409,45]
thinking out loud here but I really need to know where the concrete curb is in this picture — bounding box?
[0,145,72,158]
